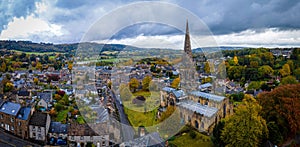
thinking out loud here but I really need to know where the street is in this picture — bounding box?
[0,129,40,147]
[110,90,135,142]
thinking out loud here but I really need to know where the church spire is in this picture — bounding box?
[184,19,192,58]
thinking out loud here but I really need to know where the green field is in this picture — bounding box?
[12,50,60,55]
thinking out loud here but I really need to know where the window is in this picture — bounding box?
[11,126,14,131]
[18,122,21,126]
[90,136,93,140]
[1,123,3,127]
[0,114,3,119]
[32,127,36,131]
[10,117,14,122]
[33,133,36,137]
[38,127,41,132]
[80,136,84,140]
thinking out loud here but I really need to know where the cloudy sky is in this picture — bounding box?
[0,0,299,48]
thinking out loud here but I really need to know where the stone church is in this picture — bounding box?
[159,20,231,133]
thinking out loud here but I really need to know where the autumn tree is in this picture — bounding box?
[258,65,274,79]
[233,56,239,65]
[68,62,73,71]
[279,63,291,77]
[257,84,300,141]
[36,61,43,71]
[129,78,139,92]
[221,95,268,147]
[171,77,180,89]
[142,75,152,91]
[204,61,210,73]
[33,78,39,85]
[280,75,298,85]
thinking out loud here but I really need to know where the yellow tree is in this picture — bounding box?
[204,61,210,73]
[129,78,140,92]
[233,56,239,65]
[221,95,268,147]
[171,77,180,89]
[36,61,43,71]
[33,78,39,85]
[68,62,73,71]
[279,63,291,77]
[142,75,152,91]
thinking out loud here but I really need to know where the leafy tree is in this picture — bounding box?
[221,95,268,147]
[247,81,261,90]
[227,66,245,81]
[293,68,300,80]
[54,103,64,112]
[204,61,210,73]
[68,62,73,71]
[280,75,298,85]
[258,65,273,79]
[1,62,6,72]
[54,94,62,101]
[129,78,139,92]
[267,122,283,144]
[4,82,14,92]
[142,75,152,91]
[279,63,291,77]
[36,61,43,71]
[286,60,294,71]
[250,61,259,68]
[233,56,238,65]
[257,84,300,140]
[33,78,39,85]
[212,120,225,147]
[171,77,180,89]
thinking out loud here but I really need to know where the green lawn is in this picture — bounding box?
[169,126,214,147]
[123,90,161,129]
[123,90,161,112]
[124,107,159,129]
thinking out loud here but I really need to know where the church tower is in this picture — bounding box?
[184,20,192,58]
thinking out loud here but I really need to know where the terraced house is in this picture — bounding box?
[0,101,33,139]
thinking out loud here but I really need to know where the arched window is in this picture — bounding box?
[195,120,199,129]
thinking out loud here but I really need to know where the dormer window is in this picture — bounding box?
[11,117,14,122]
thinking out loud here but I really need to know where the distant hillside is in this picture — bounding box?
[192,46,247,53]
[0,40,136,53]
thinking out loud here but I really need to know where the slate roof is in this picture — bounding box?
[198,83,212,89]
[177,100,218,118]
[37,92,52,103]
[0,101,21,116]
[172,90,186,99]
[17,107,31,120]
[121,132,164,147]
[189,91,225,102]
[162,87,175,93]
[18,90,30,96]
[29,112,48,127]
[49,122,68,134]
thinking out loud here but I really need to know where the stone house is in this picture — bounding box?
[68,122,110,147]
[0,101,32,139]
[28,112,51,143]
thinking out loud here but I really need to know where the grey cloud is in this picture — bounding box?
[0,0,39,30]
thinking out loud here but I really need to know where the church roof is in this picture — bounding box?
[177,100,218,118]
[189,91,225,102]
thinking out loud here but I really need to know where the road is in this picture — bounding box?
[110,90,135,142]
[0,129,40,147]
